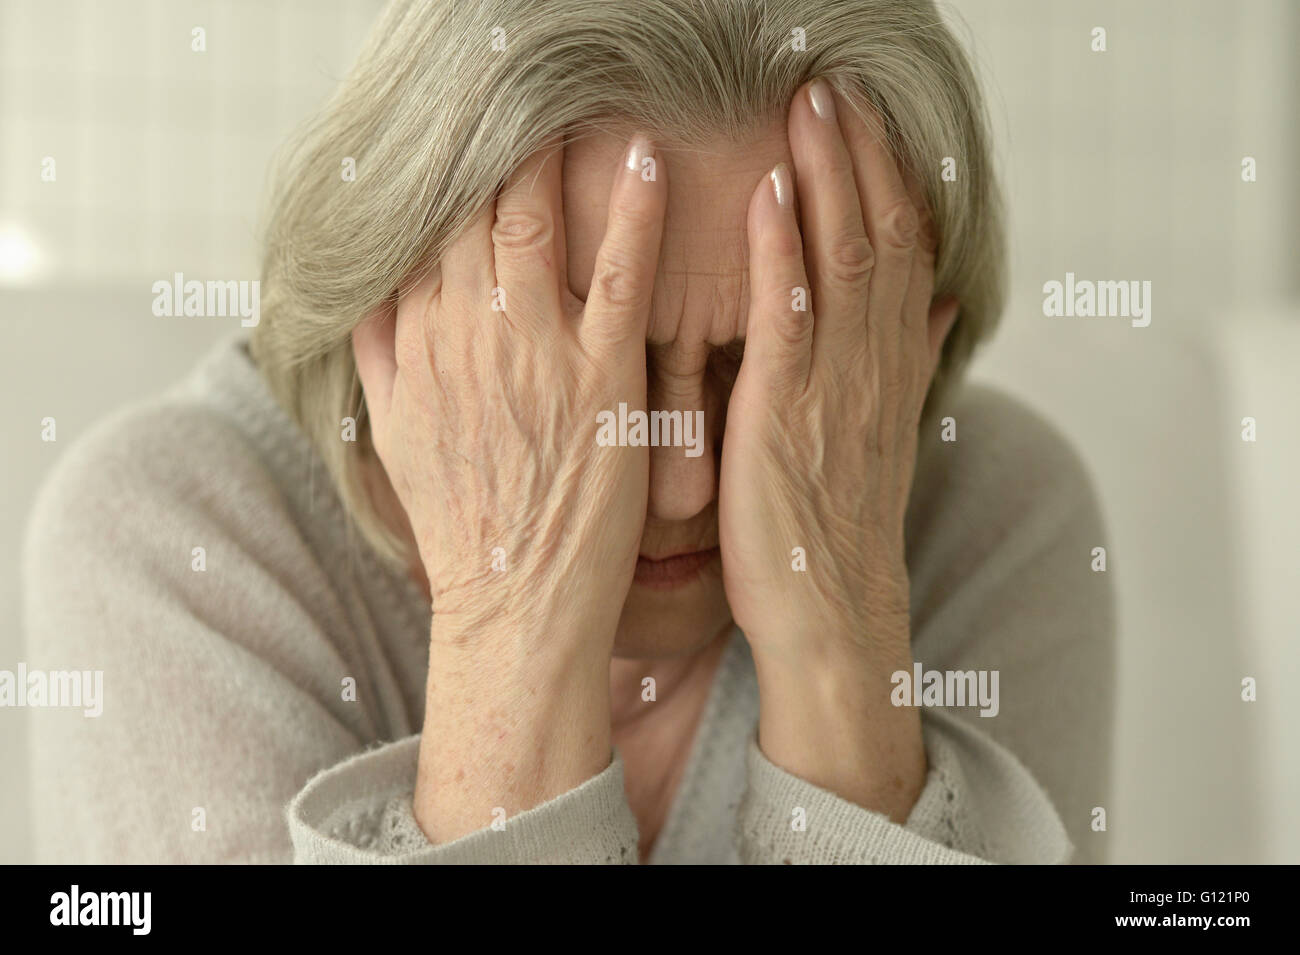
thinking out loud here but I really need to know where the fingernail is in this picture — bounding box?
[808,79,836,122]
[770,163,792,208]
[625,136,653,174]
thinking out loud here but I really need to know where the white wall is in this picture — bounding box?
[2,0,1297,863]
[951,0,1299,862]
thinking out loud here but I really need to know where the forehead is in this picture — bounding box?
[562,122,793,348]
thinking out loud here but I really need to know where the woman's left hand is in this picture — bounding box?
[718,80,959,820]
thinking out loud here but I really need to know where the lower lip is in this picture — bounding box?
[634,547,720,590]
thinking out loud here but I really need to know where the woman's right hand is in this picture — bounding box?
[352,136,667,843]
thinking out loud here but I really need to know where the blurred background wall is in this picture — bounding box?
[2,0,1297,863]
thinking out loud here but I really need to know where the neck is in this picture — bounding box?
[608,623,732,860]
[607,623,732,738]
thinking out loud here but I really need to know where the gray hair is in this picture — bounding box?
[250,0,1007,569]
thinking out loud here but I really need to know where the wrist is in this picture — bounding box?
[413,613,615,844]
[752,640,927,823]
[431,595,619,655]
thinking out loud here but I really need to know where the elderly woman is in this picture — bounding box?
[24,0,1113,864]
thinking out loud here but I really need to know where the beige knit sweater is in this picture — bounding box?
[21,334,1114,864]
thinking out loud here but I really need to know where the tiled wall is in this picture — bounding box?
[2,0,1295,310]
[0,0,384,285]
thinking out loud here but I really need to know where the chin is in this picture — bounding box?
[612,560,733,659]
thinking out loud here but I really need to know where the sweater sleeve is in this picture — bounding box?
[287,736,638,863]
[21,401,639,864]
[734,383,1115,864]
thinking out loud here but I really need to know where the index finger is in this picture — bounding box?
[578,135,668,360]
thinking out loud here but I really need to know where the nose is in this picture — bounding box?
[644,362,716,522]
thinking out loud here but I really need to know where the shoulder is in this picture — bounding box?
[24,394,284,572]
[23,337,329,578]
[915,380,1101,514]
[905,383,1117,865]
[20,364,377,863]
[19,346,337,666]
[905,379,1113,617]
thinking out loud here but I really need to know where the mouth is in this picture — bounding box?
[634,546,721,591]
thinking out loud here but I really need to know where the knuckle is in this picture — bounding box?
[879,197,920,252]
[491,210,552,251]
[827,232,875,285]
[590,251,649,310]
[772,305,814,349]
